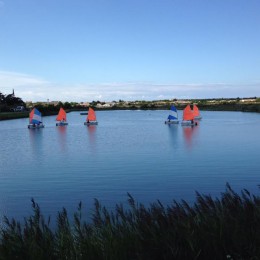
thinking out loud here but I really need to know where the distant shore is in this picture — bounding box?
[1,99,260,121]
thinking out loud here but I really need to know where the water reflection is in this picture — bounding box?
[182,125,199,149]
[56,126,67,152]
[167,124,178,147]
[28,128,44,156]
[86,125,97,152]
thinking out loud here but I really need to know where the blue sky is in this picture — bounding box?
[0,0,260,102]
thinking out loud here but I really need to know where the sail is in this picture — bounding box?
[193,104,200,117]
[29,108,42,124]
[56,108,67,121]
[183,105,194,121]
[87,108,96,121]
[167,105,178,120]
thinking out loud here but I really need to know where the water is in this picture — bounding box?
[0,110,260,223]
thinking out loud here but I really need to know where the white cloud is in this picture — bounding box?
[0,71,259,102]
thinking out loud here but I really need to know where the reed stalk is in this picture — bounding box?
[0,184,260,259]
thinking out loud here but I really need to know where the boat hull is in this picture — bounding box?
[181,121,198,126]
[56,122,68,126]
[165,120,179,124]
[80,112,88,115]
[28,124,44,129]
[84,121,98,126]
[195,116,202,120]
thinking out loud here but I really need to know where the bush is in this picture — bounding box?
[1,184,260,259]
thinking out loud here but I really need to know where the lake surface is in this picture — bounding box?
[0,110,260,223]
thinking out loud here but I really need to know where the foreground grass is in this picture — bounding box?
[1,184,260,259]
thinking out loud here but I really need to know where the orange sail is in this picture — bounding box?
[56,108,67,121]
[183,105,194,121]
[193,104,200,117]
[87,108,96,121]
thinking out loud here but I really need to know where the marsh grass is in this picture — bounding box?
[1,184,260,259]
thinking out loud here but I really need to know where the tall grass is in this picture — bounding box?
[1,184,260,259]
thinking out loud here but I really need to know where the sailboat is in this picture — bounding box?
[56,108,68,126]
[181,105,197,126]
[84,107,98,125]
[165,105,179,124]
[28,108,44,129]
[193,104,202,120]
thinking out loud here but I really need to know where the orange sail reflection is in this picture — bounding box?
[183,125,199,149]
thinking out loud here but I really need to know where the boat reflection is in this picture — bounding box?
[56,126,67,151]
[86,125,97,151]
[167,124,179,147]
[183,124,199,149]
[28,128,44,156]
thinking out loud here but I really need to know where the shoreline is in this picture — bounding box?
[1,102,260,121]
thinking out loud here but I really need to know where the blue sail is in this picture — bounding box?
[167,105,178,120]
[170,105,177,113]
[168,114,177,120]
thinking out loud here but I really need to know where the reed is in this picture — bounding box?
[1,184,260,259]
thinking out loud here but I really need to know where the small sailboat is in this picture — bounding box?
[165,105,179,124]
[84,107,98,125]
[181,105,197,126]
[193,104,202,120]
[56,108,68,126]
[28,108,44,129]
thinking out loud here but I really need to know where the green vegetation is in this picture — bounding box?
[0,91,26,113]
[0,101,83,120]
[198,102,260,113]
[1,96,260,121]
[1,184,260,259]
[0,112,29,120]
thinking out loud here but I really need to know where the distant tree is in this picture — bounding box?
[90,101,98,107]
[198,99,207,105]
[63,102,72,109]
[57,101,64,108]
[5,94,24,106]
[45,104,57,112]
[0,92,5,104]
[0,91,25,111]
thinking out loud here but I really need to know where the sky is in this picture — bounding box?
[0,0,260,102]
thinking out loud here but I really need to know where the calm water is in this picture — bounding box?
[0,110,260,223]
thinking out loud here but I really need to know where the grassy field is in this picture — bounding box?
[0,184,260,259]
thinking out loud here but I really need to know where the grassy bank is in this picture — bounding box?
[197,102,260,113]
[0,112,29,121]
[0,111,59,121]
[1,101,260,121]
[1,184,260,259]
